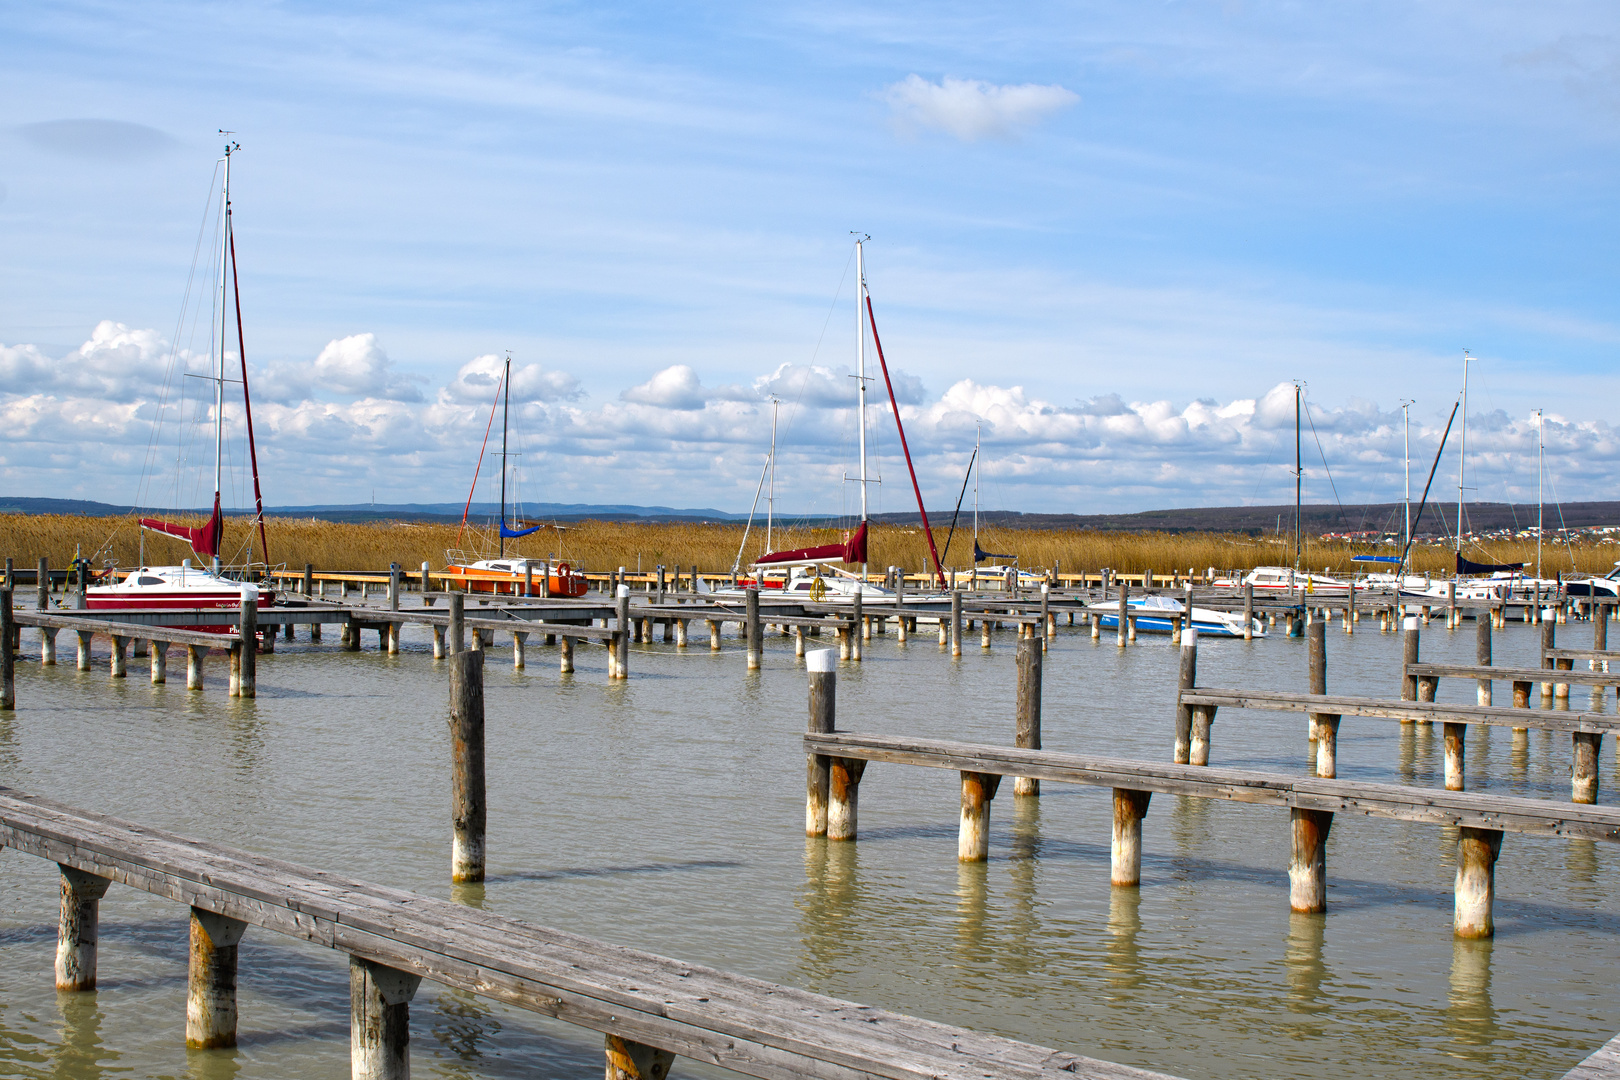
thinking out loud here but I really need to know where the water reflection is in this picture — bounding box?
[186,1043,242,1080]
[954,861,990,962]
[797,839,863,983]
[1105,888,1144,990]
[450,881,487,910]
[430,988,504,1071]
[1004,798,1043,974]
[53,991,112,1080]
[1447,938,1501,1054]
[1284,913,1328,1015]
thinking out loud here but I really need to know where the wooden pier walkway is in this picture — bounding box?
[0,786,1175,1080]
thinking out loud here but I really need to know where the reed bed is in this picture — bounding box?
[1,513,1615,579]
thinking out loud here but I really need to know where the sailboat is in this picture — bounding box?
[89,138,275,629]
[442,355,589,597]
[742,238,946,601]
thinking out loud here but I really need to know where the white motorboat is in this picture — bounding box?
[1087,595,1265,638]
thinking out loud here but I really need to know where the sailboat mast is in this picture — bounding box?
[974,421,980,540]
[856,237,869,579]
[1294,383,1302,572]
[1402,400,1412,559]
[1537,408,1544,580]
[499,356,510,559]
[767,398,778,552]
[214,143,232,504]
[1457,352,1469,557]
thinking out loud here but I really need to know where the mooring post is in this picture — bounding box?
[1189,701,1217,766]
[449,649,487,883]
[1542,613,1556,699]
[110,635,128,679]
[185,644,204,689]
[1116,582,1128,647]
[1573,730,1602,804]
[1038,582,1050,652]
[37,556,49,611]
[350,955,421,1080]
[420,561,431,598]
[40,627,56,666]
[806,649,835,836]
[511,630,526,670]
[449,593,465,655]
[235,588,257,697]
[540,560,552,599]
[1454,828,1503,938]
[1308,622,1341,778]
[523,561,534,598]
[187,907,248,1048]
[1173,628,1198,764]
[75,629,91,671]
[949,590,963,657]
[151,640,168,684]
[1476,614,1493,707]
[958,771,1001,861]
[54,866,112,991]
[1447,580,1458,630]
[1345,578,1355,633]
[1241,582,1254,640]
[615,586,630,679]
[388,564,400,611]
[0,589,12,710]
[1400,617,1420,707]
[1289,808,1333,913]
[1010,636,1044,797]
[302,563,314,597]
[657,564,666,604]
[745,587,762,671]
[1111,789,1152,887]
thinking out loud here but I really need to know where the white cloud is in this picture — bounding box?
[882,75,1078,141]
[4,324,1619,515]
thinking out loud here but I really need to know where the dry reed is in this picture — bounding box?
[0,513,1615,578]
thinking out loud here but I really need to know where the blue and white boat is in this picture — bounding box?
[1086,595,1265,639]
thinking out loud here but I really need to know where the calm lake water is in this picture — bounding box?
[0,603,1616,1079]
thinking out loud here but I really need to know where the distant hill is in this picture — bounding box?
[4,496,1616,534]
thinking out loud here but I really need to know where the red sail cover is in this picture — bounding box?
[140,497,223,559]
[757,521,868,566]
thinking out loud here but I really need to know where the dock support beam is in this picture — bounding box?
[559,636,574,674]
[606,1035,677,1080]
[1308,623,1340,778]
[958,771,1001,861]
[1454,828,1503,938]
[1288,808,1333,913]
[1573,732,1602,804]
[1013,636,1042,796]
[1111,789,1152,886]
[40,626,57,666]
[151,641,168,684]
[187,908,247,1048]
[828,754,865,842]
[55,866,111,991]
[806,649,835,836]
[1189,705,1216,766]
[1174,630,1198,764]
[187,645,204,689]
[350,956,421,1080]
[450,650,487,883]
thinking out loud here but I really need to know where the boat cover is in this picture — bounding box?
[1457,554,1527,574]
[973,539,1015,564]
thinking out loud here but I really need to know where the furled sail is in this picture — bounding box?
[140,496,223,559]
[973,539,1014,564]
[756,522,868,566]
[500,517,543,539]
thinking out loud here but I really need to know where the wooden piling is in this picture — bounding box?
[449,650,487,883]
[707,619,721,651]
[151,641,168,684]
[1289,808,1333,912]
[1013,636,1042,796]
[1400,618,1420,706]
[1453,827,1502,939]
[0,589,12,710]
[850,590,863,661]
[303,563,314,596]
[37,556,48,611]
[388,565,400,611]
[75,629,91,671]
[806,649,836,837]
[615,589,630,679]
[1307,623,1340,778]
[511,630,527,670]
[559,636,574,673]
[950,591,963,656]
[55,866,111,990]
[958,771,1001,861]
[110,635,127,679]
[350,955,421,1080]
[1243,582,1254,640]
[40,627,56,666]
[1038,583,1050,652]
[186,644,204,689]
[606,1034,677,1080]
[1574,731,1602,804]
[1189,705,1216,766]
[187,908,247,1048]
[1116,583,1128,647]
[1543,614,1557,698]
[746,588,762,671]
[1174,629,1198,764]
[1110,789,1152,886]
[236,591,257,697]
[449,593,466,654]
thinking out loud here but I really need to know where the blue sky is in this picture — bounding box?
[3,2,1618,517]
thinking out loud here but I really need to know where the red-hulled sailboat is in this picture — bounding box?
[89,138,274,629]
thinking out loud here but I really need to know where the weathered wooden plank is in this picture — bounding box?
[10,613,230,648]
[1563,1031,1620,1079]
[803,733,1620,841]
[1409,662,1620,687]
[0,788,1174,1080]
[1181,687,1620,734]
